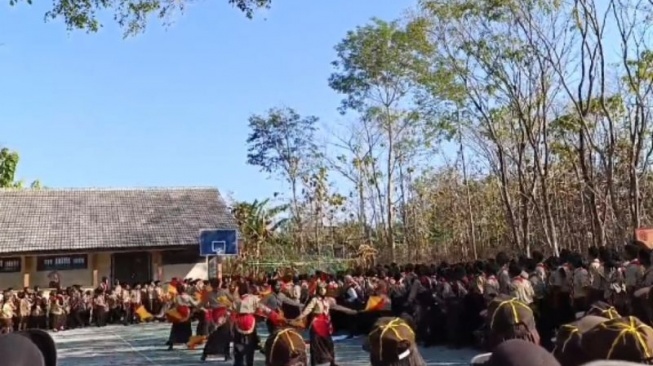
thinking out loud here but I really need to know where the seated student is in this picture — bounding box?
[364,316,426,366]
[0,329,57,366]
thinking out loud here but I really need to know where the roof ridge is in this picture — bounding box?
[0,186,219,192]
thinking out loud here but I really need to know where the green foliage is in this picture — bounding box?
[0,148,42,189]
[232,198,289,242]
[9,0,271,37]
[329,18,434,114]
[246,107,318,179]
[0,148,19,188]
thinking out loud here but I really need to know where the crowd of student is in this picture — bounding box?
[4,242,653,366]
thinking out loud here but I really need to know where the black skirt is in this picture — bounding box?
[309,327,334,365]
[196,313,210,336]
[168,320,192,344]
[203,319,232,357]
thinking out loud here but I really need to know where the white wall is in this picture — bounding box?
[0,272,23,289]
[159,262,208,281]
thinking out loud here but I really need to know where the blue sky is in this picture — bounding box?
[0,0,415,202]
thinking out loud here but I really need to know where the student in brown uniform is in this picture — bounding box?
[631,248,653,322]
[588,246,606,304]
[472,339,560,366]
[364,317,426,366]
[579,316,653,364]
[17,292,31,331]
[0,329,58,366]
[624,244,643,313]
[264,326,307,366]
[508,262,534,306]
[571,253,590,314]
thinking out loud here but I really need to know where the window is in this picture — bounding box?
[161,248,202,265]
[0,257,21,273]
[37,254,87,271]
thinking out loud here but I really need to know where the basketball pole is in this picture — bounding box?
[205,256,209,280]
[216,256,223,281]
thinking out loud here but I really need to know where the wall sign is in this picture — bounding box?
[0,257,21,273]
[37,254,88,271]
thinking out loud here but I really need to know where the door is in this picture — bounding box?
[112,251,151,285]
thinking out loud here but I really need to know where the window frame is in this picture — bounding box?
[0,257,22,273]
[160,248,203,265]
[36,254,88,271]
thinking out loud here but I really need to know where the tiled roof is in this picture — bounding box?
[0,187,238,254]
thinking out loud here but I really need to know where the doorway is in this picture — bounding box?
[112,251,152,285]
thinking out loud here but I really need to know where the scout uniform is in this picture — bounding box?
[509,276,534,305]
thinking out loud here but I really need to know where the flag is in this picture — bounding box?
[365,296,386,312]
[135,305,153,321]
[187,335,207,350]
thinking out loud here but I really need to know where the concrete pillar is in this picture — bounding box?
[91,254,99,288]
[22,256,30,288]
[151,251,163,281]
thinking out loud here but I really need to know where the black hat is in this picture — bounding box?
[0,329,57,366]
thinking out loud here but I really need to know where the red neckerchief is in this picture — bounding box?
[536,263,546,270]
[512,276,524,282]
[487,275,496,281]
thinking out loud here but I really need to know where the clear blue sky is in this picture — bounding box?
[0,1,414,202]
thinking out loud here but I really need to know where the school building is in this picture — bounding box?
[0,187,238,289]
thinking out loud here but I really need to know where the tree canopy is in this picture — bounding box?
[9,0,272,36]
[228,0,653,272]
[0,147,41,189]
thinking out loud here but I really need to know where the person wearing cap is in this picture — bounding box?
[365,317,426,366]
[484,294,540,350]
[0,329,58,366]
[580,316,653,363]
[296,281,359,366]
[264,325,307,366]
[471,339,560,366]
[552,315,607,366]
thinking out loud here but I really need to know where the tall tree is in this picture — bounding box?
[329,18,450,260]
[10,0,271,37]
[246,107,319,246]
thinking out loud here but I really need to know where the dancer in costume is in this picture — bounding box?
[296,282,358,366]
[201,281,235,361]
[232,281,278,366]
[262,280,304,334]
[166,286,198,350]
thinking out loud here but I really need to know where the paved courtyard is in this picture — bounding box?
[51,322,476,365]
